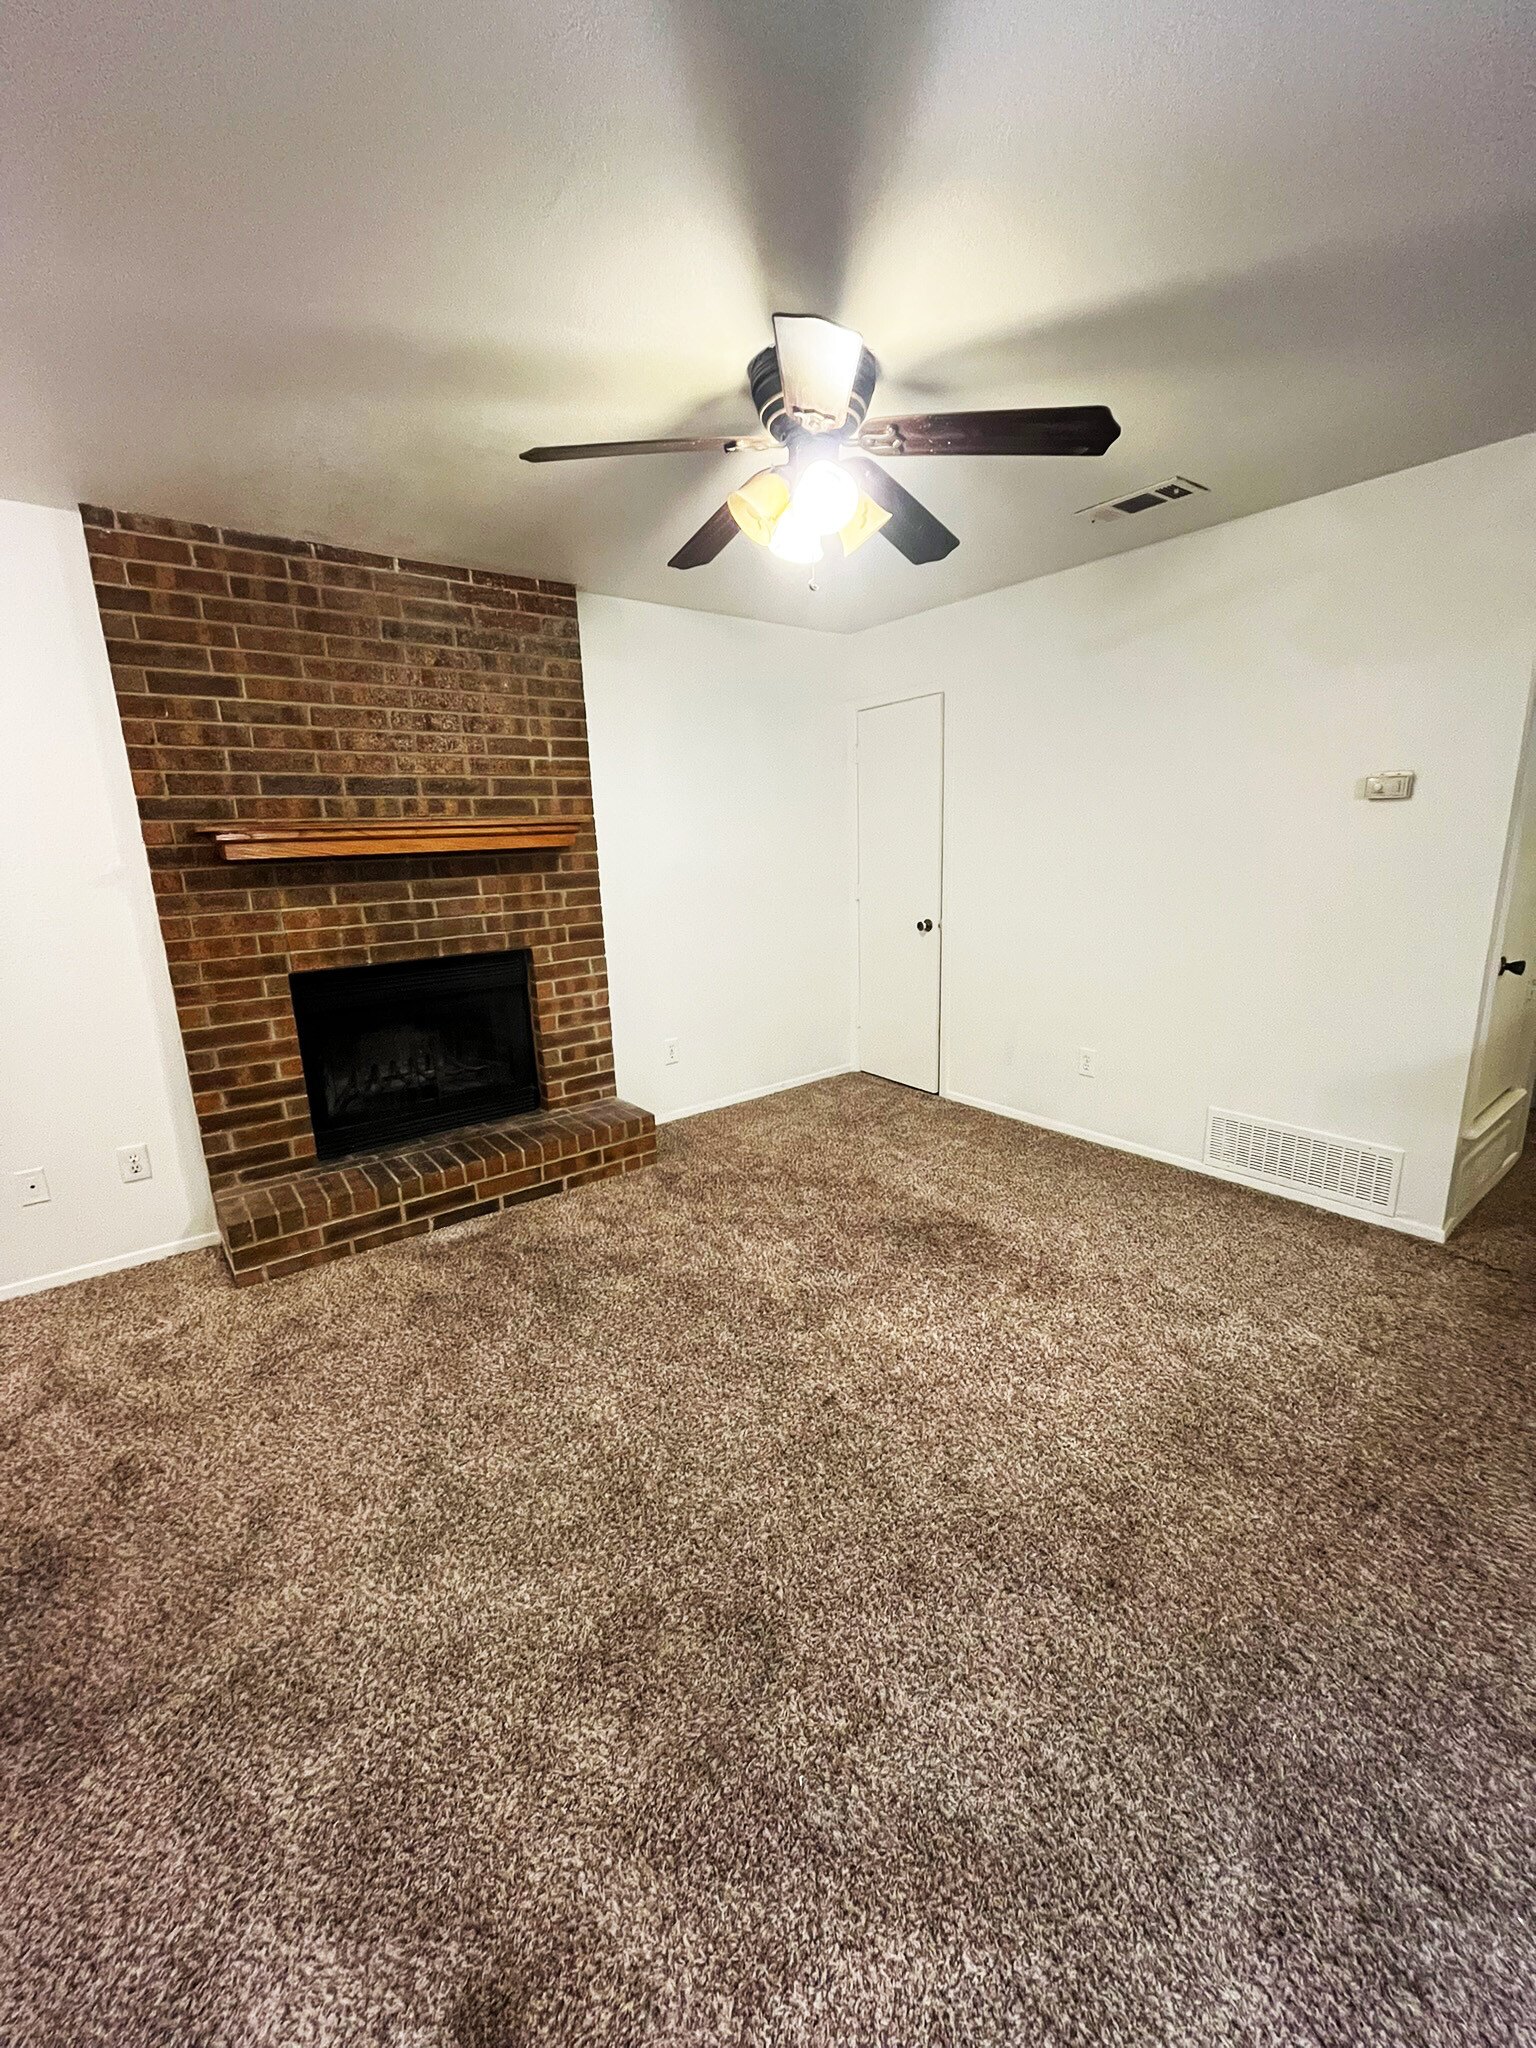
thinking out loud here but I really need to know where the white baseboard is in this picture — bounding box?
[943,1090,1448,1243]
[655,1064,855,1127]
[0,1229,222,1303]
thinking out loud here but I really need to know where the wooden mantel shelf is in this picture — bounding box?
[195,819,577,862]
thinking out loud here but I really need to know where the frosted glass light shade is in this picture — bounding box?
[768,509,824,563]
[838,491,892,555]
[792,460,860,537]
[727,468,792,547]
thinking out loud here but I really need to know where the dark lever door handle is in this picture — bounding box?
[916,919,933,932]
[1500,956,1526,976]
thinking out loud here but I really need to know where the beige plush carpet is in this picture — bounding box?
[2,1075,1533,2047]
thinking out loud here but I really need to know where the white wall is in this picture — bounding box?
[848,435,1536,1236]
[0,499,215,1297]
[581,593,854,1121]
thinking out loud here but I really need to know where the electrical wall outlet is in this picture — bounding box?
[664,1038,679,1067]
[117,1142,153,1184]
[15,1167,50,1206]
[1077,1047,1097,1079]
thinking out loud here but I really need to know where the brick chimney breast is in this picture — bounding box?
[83,507,654,1283]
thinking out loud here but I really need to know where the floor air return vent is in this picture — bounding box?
[1205,1109,1403,1216]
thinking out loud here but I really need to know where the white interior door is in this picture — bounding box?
[1453,686,1536,1221]
[1472,855,1536,1114]
[1464,732,1536,1124]
[857,694,944,1092]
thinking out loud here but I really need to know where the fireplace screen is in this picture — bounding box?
[289,948,539,1159]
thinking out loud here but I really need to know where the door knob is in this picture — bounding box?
[916,918,933,932]
[1500,956,1526,976]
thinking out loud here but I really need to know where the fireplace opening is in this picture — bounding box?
[289,948,540,1160]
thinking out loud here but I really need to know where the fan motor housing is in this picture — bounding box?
[749,344,879,443]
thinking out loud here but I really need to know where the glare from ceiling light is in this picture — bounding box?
[791,460,860,537]
[768,508,824,563]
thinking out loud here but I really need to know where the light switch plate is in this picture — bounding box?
[1360,771,1416,801]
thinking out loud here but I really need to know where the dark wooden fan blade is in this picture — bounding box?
[841,457,959,565]
[668,501,740,570]
[521,434,773,463]
[856,406,1121,458]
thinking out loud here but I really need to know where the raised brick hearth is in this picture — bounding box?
[83,505,656,1282]
[218,1099,654,1286]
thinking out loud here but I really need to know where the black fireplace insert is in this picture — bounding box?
[289,948,540,1159]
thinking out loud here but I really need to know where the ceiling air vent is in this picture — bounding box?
[1080,476,1209,525]
[1205,1108,1403,1216]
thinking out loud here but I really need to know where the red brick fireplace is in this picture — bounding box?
[84,506,655,1284]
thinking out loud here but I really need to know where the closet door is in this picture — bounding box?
[856,694,944,1092]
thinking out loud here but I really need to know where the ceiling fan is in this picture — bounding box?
[521,314,1121,574]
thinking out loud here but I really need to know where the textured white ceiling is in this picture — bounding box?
[3,0,1532,631]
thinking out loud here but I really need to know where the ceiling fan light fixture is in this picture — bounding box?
[523,315,1122,577]
[726,468,792,547]
[768,508,824,564]
[791,459,860,537]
